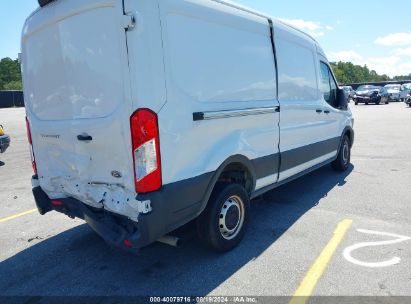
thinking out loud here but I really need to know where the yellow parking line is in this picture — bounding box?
[0,208,37,223]
[289,219,353,304]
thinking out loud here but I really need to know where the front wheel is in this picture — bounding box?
[332,135,351,172]
[197,183,250,252]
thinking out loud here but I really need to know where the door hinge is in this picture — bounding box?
[122,13,135,30]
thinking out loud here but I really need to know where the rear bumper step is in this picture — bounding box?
[32,186,142,252]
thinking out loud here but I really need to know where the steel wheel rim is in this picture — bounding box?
[219,195,245,240]
[342,140,349,165]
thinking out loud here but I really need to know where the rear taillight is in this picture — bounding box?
[25,117,37,175]
[130,109,162,193]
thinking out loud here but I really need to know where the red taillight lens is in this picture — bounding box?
[130,109,162,193]
[25,117,32,145]
[25,117,37,175]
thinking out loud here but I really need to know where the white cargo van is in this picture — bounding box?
[22,0,354,252]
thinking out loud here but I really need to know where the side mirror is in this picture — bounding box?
[337,88,348,110]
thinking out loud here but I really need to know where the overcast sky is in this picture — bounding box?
[1,0,410,77]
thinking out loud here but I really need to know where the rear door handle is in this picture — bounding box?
[316,109,323,113]
[77,134,93,142]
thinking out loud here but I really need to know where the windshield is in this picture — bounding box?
[385,85,401,90]
[357,85,373,91]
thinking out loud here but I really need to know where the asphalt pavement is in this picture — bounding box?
[0,103,410,300]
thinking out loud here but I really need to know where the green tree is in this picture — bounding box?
[330,61,397,84]
[0,57,22,90]
[393,74,411,81]
[3,80,22,90]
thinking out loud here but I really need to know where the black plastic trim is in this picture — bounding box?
[38,0,56,7]
[136,172,214,247]
[77,135,93,142]
[193,112,204,121]
[252,153,280,179]
[339,126,355,149]
[280,137,340,172]
[32,186,141,252]
[251,157,336,199]
[192,107,279,121]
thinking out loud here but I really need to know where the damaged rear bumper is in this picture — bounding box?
[32,185,143,253]
[32,171,214,253]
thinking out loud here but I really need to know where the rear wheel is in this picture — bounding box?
[355,101,358,105]
[197,183,250,252]
[332,135,351,172]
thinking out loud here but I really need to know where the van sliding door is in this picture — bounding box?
[274,21,336,181]
[156,0,281,192]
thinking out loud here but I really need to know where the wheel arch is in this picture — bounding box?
[340,126,354,149]
[197,155,256,217]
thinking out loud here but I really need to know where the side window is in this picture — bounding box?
[319,62,338,108]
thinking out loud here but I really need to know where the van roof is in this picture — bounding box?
[27,0,321,51]
[211,0,319,44]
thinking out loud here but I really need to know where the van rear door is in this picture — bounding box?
[22,0,136,214]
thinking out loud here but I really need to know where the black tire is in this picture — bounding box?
[197,183,250,252]
[365,102,369,105]
[332,135,351,172]
[355,102,358,105]
[385,101,389,104]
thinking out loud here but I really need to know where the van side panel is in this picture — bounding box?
[123,0,167,113]
[273,21,339,181]
[158,0,280,189]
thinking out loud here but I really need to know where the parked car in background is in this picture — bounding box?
[354,85,386,105]
[403,86,411,107]
[384,84,401,102]
[0,125,10,154]
[399,83,411,102]
[379,87,393,105]
[342,86,356,101]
